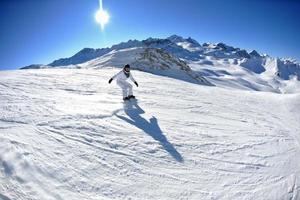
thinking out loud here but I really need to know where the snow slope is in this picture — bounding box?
[1,68,300,200]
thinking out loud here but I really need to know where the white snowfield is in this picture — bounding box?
[0,68,300,200]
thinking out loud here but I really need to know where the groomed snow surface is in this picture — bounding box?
[1,68,300,200]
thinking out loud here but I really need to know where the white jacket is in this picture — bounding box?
[112,70,136,83]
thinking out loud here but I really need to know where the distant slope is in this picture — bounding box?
[79,47,211,85]
[1,69,300,199]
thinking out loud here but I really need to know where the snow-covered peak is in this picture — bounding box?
[216,43,237,51]
[20,64,47,69]
[186,37,200,45]
[111,39,143,50]
[142,37,172,47]
[49,47,111,66]
[167,34,186,43]
[166,35,203,52]
[275,58,300,80]
[166,35,200,48]
[76,47,96,54]
[249,50,261,58]
[141,37,202,60]
[235,49,251,59]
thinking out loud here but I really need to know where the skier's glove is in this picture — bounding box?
[134,81,138,87]
[108,78,113,84]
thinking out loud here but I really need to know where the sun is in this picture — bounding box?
[95,9,110,30]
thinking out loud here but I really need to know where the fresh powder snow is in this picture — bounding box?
[0,68,299,200]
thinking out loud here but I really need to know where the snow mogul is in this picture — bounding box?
[108,64,139,101]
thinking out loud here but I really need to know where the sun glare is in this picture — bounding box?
[95,9,109,30]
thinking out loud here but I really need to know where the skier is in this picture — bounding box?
[108,64,139,101]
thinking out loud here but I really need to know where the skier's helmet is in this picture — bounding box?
[124,64,130,73]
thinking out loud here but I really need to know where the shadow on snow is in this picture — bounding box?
[116,100,183,162]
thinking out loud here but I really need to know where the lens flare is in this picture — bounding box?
[95,0,109,30]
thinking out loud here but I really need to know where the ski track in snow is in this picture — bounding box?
[0,69,300,200]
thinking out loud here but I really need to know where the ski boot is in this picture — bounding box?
[128,95,135,99]
[123,96,130,101]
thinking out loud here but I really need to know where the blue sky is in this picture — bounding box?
[0,0,299,70]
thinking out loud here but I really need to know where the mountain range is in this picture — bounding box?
[21,35,300,93]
